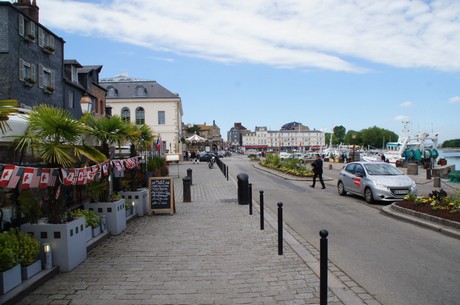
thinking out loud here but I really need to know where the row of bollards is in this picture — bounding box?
[238,172,329,305]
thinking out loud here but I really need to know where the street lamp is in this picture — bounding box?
[80,94,92,113]
[352,133,357,161]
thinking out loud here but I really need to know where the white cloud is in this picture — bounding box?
[449,96,460,103]
[37,0,460,72]
[394,115,410,122]
[400,101,414,107]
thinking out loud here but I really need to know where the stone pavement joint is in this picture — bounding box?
[17,162,381,305]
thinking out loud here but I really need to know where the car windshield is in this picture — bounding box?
[364,163,403,176]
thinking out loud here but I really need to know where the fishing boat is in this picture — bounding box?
[363,121,439,166]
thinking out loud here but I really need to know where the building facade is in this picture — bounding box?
[100,75,183,155]
[242,124,325,151]
[227,122,247,149]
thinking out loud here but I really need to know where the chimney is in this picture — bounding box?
[14,0,39,23]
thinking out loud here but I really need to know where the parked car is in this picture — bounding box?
[199,152,218,162]
[337,161,417,203]
[279,152,293,160]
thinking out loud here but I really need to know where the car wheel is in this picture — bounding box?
[364,187,374,203]
[337,181,347,196]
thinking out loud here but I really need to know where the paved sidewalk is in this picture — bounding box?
[17,162,379,305]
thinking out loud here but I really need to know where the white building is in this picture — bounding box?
[243,126,325,151]
[100,74,183,155]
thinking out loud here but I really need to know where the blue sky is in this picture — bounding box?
[21,0,460,142]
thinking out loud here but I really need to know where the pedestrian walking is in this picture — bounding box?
[310,154,326,189]
[190,151,196,164]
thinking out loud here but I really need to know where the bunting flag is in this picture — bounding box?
[0,164,15,187]
[7,166,23,189]
[101,162,109,177]
[55,184,61,199]
[62,168,77,186]
[39,168,50,189]
[29,168,42,188]
[48,168,58,187]
[77,168,87,185]
[113,160,124,172]
[20,167,36,189]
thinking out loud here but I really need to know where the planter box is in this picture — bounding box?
[85,199,126,235]
[21,259,42,281]
[84,226,92,242]
[125,206,133,217]
[0,264,21,294]
[92,226,101,237]
[21,217,87,272]
[121,189,148,217]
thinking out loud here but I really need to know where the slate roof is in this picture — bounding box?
[100,75,179,99]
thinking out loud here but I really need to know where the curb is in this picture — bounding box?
[381,204,460,240]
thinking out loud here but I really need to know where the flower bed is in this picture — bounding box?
[396,189,460,222]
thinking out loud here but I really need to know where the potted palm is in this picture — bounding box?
[120,123,154,217]
[0,229,20,294]
[15,105,106,272]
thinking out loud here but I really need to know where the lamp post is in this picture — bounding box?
[80,94,92,113]
[43,243,52,269]
[352,133,356,161]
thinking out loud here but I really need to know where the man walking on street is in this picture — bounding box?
[310,154,326,189]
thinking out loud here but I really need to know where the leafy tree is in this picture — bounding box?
[186,125,200,135]
[0,99,19,134]
[441,139,460,148]
[333,125,346,145]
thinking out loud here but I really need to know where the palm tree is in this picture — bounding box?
[0,99,19,134]
[83,115,131,199]
[14,105,107,223]
[125,123,154,189]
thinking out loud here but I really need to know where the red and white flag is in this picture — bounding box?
[7,166,23,189]
[62,168,77,186]
[101,162,109,177]
[77,168,87,185]
[21,167,36,189]
[0,164,16,187]
[39,168,50,189]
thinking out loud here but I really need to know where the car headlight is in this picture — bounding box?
[370,178,386,188]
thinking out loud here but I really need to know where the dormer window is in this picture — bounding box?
[135,85,146,97]
[107,86,118,97]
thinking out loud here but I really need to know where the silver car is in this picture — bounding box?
[337,161,418,203]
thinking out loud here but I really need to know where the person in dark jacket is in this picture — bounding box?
[310,154,326,189]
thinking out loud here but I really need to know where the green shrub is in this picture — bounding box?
[71,209,101,228]
[17,231,40,266]
[0,229,19,272]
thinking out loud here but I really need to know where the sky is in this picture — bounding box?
[17,0,460,143]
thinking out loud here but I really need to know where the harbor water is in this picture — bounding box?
[439,149,460,170]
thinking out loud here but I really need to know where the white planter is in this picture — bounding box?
[21,259,42,280]
[85,199,126,235]
[92,226,101,237]
[84,226,92,242]
[0,264,21,294]
[121,189,148,216]
[125,206,133,217]
[21,217,87,272]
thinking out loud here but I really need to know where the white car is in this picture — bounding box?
[337,161,418,203]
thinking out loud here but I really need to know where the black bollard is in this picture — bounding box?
[320,229,329,305]
[186,168,193,185]
[226,166,229,181]
[278,202,283,255]
[249,183,253,215]
[260,191,264,230]
[237,173,249,205]
[182,177,191,202]
[426,168,432,180]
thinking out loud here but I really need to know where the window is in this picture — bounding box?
[158,111,165,125]
[18,58,36,83]
[68,90,75,108]
[19,15,36,41]
[38,28,55,53]
[121,107,130,122]
[135,86,146,97]
[107,86,118,97]
[135,107,145,124]
[71,66,78,83]
[38,64,55,91]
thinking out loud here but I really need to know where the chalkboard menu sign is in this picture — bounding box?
[148,177,175,215]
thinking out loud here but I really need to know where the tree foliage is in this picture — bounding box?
[441,139,460,148]
[333,125,346,145]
